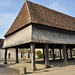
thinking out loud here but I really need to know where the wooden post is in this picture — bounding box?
[70,48,72,58]
[59,48,62,59]
[52,48,55,60]
[16,47,19,63]
[4,48,7,64]
[30,43,37,71]
[44,44,50,68]
[43,48,45,64]
[62,45,68,64]
[66,48,68,59]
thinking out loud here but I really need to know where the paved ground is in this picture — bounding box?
[0,60,19,75]
[0,65,19,75]
[0,58,75,75]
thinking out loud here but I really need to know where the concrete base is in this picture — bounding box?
[45,65,50,68]
[20,67,27,75]
[4,62,7,64]
[33,67,37,71]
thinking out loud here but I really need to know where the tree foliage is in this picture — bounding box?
[37,50,43,58]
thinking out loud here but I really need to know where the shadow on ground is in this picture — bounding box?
[35,58,75,67]
[0,65,19,74]
[27,58,75,72]
[0,58,75,74]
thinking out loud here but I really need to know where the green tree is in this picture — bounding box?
[37,50,43,58]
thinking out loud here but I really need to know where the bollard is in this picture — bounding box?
[20,67,27,75]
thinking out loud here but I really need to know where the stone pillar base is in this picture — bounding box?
[33,67,37,71]
[45,65,50,68]
[20,67,27,75]
[4,62,7,64]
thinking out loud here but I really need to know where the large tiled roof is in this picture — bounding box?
[4,1,75,37]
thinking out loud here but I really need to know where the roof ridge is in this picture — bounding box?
[26,0,32,22]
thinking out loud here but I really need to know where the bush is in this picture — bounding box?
[28,50,31,53]
[37,50,43,58]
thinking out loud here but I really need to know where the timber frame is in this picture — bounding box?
[3,0,75,71]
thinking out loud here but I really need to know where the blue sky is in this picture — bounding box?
[0,0,75,39]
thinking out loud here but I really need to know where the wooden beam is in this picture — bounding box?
[62,45,68,64]
[30,43,37,71]
[4,48,7,64]
[44,44,50,68]
[43,48,45,64]
[70,48,72,58]
[16,47,19,63]
[59,48,62,59]
[52,48,55,60]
